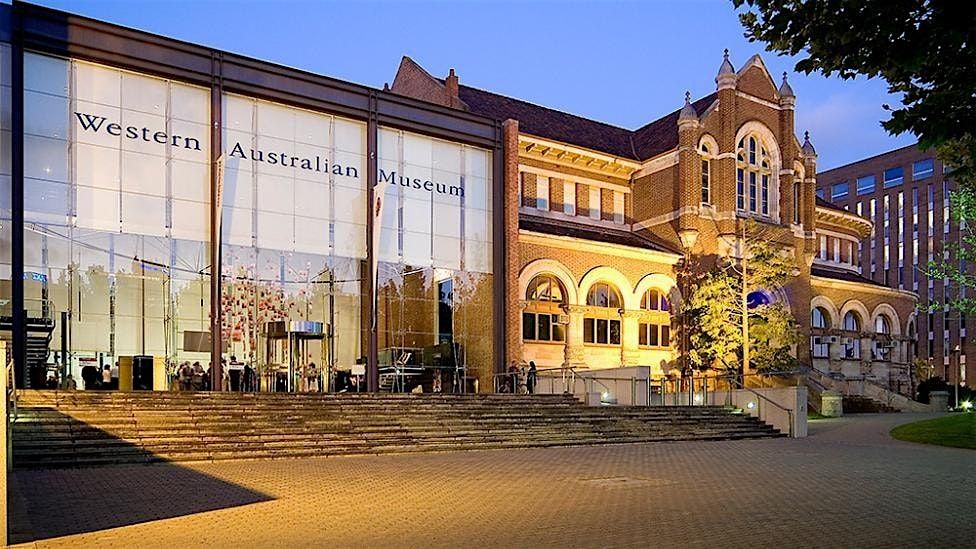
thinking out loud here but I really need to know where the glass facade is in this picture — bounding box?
[5,50,498,392]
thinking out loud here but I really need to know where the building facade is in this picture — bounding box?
[818,144,971,388]
[1,2,505,392]
[393,52,918,390]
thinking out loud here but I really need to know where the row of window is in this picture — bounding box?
[521,172,625,224]
[810,307,894,360]
[522,274,672,349]
[822,158,936,201]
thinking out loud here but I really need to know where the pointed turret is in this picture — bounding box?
[778,72,795,98]
[678,91,698,124]
[716,49,736,90]
[801,130,817,157]
[778,72,795,110]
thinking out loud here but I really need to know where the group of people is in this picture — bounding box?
[79,362,119,391]
[174,356,259,392]
[500,360,538,394]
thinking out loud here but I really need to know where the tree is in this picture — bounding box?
[734,0,976,323]
[684,222,800,375]
[733,1,976,164]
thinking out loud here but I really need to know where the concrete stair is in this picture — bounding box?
[842,395,900,414]
[11,390,783,468]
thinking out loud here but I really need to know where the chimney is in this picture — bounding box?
[445,68,460,108]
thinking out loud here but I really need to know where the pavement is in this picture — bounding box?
[8,413,976,548]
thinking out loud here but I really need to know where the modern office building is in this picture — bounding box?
[818,144,970,388]
[0,1,505,392]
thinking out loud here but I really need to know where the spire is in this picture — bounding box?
[801,130,817,156]
[716,48,737,90]
[678,91,697,123]
[778,71,795,98]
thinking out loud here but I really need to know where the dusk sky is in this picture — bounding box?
[32,0,917,170]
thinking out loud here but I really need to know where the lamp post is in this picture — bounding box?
[951,344,961,408]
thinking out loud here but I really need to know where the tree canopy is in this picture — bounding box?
[733,0,976,163]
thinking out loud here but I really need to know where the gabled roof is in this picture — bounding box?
[456,84,718,162]
[455,85,639,159]
[631,94,718,160]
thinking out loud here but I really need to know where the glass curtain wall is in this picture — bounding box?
[376,127,493,393]
[21,52,212,388]
[220,94,366,392]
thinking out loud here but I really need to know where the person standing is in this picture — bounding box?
[101,365,112,390]
[81,363,98,390]
[527,361,537,394]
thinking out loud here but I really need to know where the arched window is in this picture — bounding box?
[584,282,622,345]
[811,307,830,358]
[842,311,861,359]
[700,143,712,204]
[737,135,773,216]
[793,182,801,224]
[873,315,892,361]
[522,274,566,342]
[639,288,672,348]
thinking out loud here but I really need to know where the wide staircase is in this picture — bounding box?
[11,390,782,468]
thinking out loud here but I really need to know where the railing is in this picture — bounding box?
[493,366,615,401]
[721,373,795,438]
[5,359,15,422]
[0,297,54,321]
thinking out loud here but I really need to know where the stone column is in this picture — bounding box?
[564,305,587,368]
[621,310,643,367]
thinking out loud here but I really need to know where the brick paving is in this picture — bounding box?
[8,413,975,548]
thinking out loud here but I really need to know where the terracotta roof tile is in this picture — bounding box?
[454,84,717,162]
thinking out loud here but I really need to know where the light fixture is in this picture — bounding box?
[601,391,609,399]
[961,400,973,411]
[746,401,755,409]
[693,394,703,404]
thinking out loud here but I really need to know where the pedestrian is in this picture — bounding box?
[101,365,112,389]
[179,361,193,391]
[191,361,204,391]
[81,362,98,390]
[432,368,442,393]
[60,373,77,391]
[243,363,255,392]
[527,361,537,394]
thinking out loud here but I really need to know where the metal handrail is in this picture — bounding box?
[535,366,613,397]
[5,359,16,422]
[723,374,794,438]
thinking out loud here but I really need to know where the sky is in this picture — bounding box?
[29,0,916,171]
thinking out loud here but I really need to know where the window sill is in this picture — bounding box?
[584,342,621,348]
[638,346,671,351]
[523,340,565,346]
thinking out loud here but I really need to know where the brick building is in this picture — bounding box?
[393,51,919,390]
[818,144,970,388]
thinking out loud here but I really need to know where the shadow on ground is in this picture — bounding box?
[8,410,274,544]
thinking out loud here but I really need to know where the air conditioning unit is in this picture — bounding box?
[557,314,570,325]
[812,336,823,346]
[827,335,840,344]
[840,337,853,345]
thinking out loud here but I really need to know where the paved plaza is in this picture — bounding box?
[8,413,976,548]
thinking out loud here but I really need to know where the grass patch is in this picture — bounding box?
[890,414,976,449]
[808,411,829,420]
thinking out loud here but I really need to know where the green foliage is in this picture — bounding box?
[684,222,800,373]
[890,414,976,450]
[733,0,976,155]
[733,0,976,331]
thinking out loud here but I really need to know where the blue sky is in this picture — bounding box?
[30,0,916,170]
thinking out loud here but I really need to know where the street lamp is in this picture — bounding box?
[951,344,961,408]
